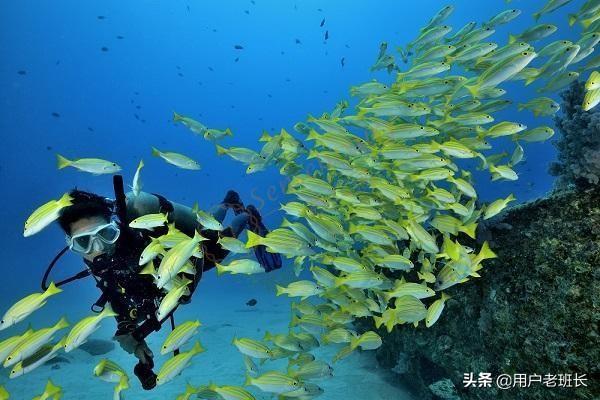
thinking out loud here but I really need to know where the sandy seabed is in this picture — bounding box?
[0,269,414,400]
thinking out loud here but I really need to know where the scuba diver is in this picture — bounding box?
[44,176,281,390]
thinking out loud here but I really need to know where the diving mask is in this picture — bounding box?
[66,220,121,254]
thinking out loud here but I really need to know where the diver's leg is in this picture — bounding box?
[209,203,228,223]
[245,205,282,272]
[210,190,245,223]
[230,212,250,237]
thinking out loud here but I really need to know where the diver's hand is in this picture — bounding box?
[134,341,154,365]
[114,334,153,364]
[114,333,138,354]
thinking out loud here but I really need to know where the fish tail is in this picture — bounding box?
[243,373,253,386]
[356,107,368,118]
[56,317,70,330]
[120,375,130,390]
[225,128,233,136]
[349,336,359,351]
[45,281,63,297]
[532,12,541,23]
[306,130,319,141]
[151,147,161,157]
[46,380,61,394]
[101,304,118,318]
[289,314,300,327]
[59,193,74,206]
[524,76,538,86]
[173,111,182,122]
[259,131,271,142]
[245,230,263,248]
[568,14,577,27]
[508,34,517,44]
[215,145,227,156]
[191,341,204,355]
[275,285,285,297]
[94,359,107,376]
[373,315,383,329]
[464,83,479,98]
[215,264,226,276]
[517,103,525,111]
[460,221,478,239]
[581,17,593,29]
[56,154,71,169]
[479,241,498,260]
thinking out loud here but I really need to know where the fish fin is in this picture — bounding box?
[479,241,498,260]
[56,154,71,169]
[45,282,63,297]
[245,230,263,248]
[460,221,478,239]
[100,304,118,318]
[191,341,204,355]
[215,264,227,276]
[215,145,227,156]
[56,317,70,330]
[275,285,285,297]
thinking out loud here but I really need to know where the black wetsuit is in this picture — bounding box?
[85,194,233,341]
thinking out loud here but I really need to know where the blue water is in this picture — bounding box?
[0,1,588,399]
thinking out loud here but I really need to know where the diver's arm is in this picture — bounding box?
[126,191,199,235]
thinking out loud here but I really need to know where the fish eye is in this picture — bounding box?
[512,9,517,12]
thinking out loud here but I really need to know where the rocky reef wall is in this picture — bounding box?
[357,186,599,400]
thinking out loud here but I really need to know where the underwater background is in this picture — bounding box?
[0,1,597,399]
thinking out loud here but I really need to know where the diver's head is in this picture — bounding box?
[57,190,120,261]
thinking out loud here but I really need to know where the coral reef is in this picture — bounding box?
[357,186,600,400]
[549,81,600,190]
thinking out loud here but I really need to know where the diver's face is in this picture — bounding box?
[69,216,115,261]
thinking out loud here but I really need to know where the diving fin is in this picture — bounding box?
[246,205,282,272]
[223,190,246,215]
